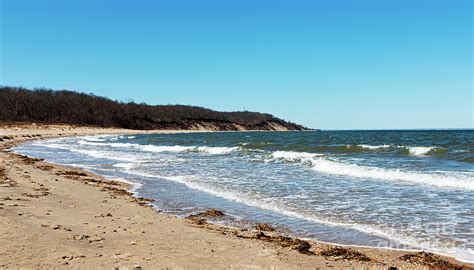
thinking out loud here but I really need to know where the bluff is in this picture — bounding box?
[0,87,309,131]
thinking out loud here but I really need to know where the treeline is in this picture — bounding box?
[0,87,307,131]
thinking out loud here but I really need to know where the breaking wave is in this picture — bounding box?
[308,158,474,190]
[265,150,474,190]
[406,146,439,156]
[272,151,322,160]
[57,140,239,155]
[357,144,391,150]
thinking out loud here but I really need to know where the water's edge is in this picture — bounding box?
[8,132,474,263]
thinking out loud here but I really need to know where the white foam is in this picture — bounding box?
[69,149,139,162]
[113,163,135,170]
[272,151,321,161]
[106,142,137,148]
[74,134,241,155]
[140,145,239,155]
[309,158,474,190]
[357,144,391,150]
[38,143,71,150]
[141,145,194,153]
[407,146,436,156]
[78,141,173,152]
[128,172,474,263]
[121,168,156,178]
[81,135,108,142]
[114,178,143,194]
[195,146,239,155]
[79,140,136,148]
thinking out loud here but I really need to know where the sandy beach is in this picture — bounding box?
[0,124,472,269]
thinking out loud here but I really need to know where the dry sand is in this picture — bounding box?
[0,124,472,269]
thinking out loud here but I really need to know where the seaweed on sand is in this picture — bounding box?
[398,252,465,270]
[255,223,276,232]
[316,246,372,262]
[187,209,225,219]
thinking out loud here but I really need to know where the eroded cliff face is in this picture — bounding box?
[151,119,307,131]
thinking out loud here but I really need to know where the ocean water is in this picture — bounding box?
[12,130,474,262]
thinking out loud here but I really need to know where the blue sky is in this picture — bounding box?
[1,0,472,129]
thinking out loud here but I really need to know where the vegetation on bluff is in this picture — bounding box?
[0,86,307,131]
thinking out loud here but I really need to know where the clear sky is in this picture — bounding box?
[1,0,472,129]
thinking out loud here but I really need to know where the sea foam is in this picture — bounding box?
[308,158,474,190]
[195,146,239,154]
[272,151,322,160]
[76,140,238,155]
[123,170,474,263]
[407,146,437,156]
[357,144,391,150]
[266,150,473,190]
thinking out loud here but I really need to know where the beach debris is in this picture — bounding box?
[32,186,50,196]
[112,252,134,262]
[56,170,89,180]
[236,229,313,255]
[202,209,225,217]
[0,166,16,187]
[101,186,133,197]
[40,223,73,231]
[133,265,142,270]
[234,227,373,260]
[131,196,155,206]
[22,192,45,198]
[17,155,43,165]
[258,232,313,254]
[0,167,7,180]
[186,209,225,225]
[95,213,113,218]
[187,209,225,219]
[70,234,104,243]
[316,246,372,262]
[88,235,104,243]
[58,170,88,177]
[188,217,207,225]
[58,252,85,265]
[35,164,54,171]
[108,180,122,186]
[130,241,136,245]
[398,252,460,269]
[255,223,276,232]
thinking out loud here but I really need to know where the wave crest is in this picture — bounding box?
[76,140,239,155]
[308,158,473,190]
[356,144,391,150]
[272,151,322,161]
[407,146,439,156]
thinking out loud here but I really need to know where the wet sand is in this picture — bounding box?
[1,124,472,269]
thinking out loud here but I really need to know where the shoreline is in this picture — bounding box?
[1,124,472,269]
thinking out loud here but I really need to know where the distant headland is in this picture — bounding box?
[0,86,310,131]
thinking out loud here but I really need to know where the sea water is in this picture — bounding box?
[12,130,474,262]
